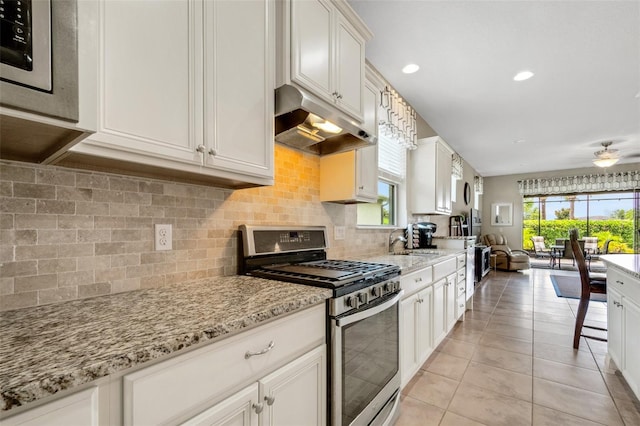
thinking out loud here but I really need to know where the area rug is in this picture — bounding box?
[550,274,607,302]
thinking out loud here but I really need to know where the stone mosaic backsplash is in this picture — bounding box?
[0,146,391,311]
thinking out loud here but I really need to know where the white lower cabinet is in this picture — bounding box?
[182,384,259,426]
[2,387,99,426]
[608,287,624,369]
[123,305,325,425]
[400,254,466,387]
[400,286,434,386]
[182,345,326,426]
[432,278,447,345]
[445,272,457,331]
[606,266,640,400]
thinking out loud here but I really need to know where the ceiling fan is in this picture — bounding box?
[592,141,620,167]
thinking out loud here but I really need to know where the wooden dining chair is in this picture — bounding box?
[569,229,607,349]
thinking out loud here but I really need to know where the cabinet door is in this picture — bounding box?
[608,287,624,370]
[181,384,259,426]
[445,275,457,331]
[334,14,364,119]
[355,146,378,201]
[204,0,274,178]
[87,0,202,164]
[290,0,333,102]
[416,287,433,362]
[400,294,419,386]
[436,141,452,214]
[432,279,447,345]
[2,387,98,426]
[355,76,380,201]
[623,296,640,396]
[259,346,326,426]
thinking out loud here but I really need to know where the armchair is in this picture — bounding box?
[481,234,530,271]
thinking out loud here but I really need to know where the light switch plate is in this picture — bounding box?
[334,225,345,240]
[155,224,172,251]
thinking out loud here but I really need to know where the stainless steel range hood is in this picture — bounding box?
[274,84,376,155]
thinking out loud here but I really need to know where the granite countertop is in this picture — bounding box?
[368,249,464,275]
[600,254,640,280]
[0,276,331,412]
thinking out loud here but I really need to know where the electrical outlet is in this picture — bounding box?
[334,225,345,240]
[155,224,172,251]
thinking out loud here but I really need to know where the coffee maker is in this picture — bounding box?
[407,222,438,249]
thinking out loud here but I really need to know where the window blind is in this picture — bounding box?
[378,134,406,181]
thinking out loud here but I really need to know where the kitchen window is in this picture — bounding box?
[357,134,406,226]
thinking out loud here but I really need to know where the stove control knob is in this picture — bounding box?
[345,296,355,308]
[357,292,368,305]
[383,282,391,293]
[370,286,379,297]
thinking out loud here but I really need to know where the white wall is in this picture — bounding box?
[482,162,640,249]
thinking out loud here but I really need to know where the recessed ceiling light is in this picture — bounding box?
[513,70,534,81]
[402,64,420,74]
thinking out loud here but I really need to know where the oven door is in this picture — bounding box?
[331,290,403,426]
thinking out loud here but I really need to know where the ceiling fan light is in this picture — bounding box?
[593,157,620,168]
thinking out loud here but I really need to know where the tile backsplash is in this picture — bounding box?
[0,146,392,311]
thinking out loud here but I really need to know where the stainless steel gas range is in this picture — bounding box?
[239,225,402,426]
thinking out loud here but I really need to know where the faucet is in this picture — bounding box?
[388,229,407,253]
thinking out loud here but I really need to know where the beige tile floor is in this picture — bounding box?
[395,268,640,425]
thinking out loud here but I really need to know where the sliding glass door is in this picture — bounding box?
[523,190,638,253]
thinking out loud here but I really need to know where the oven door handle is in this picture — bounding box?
[336,290,404,327]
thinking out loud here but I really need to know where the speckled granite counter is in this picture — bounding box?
[600,254,640,279]
[0,276,331,412]
[368,249,464,274]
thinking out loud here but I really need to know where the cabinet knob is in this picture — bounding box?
[264,395,275,406]
[252,402,264,414]
[616,280,624,285]
[358,186,364,190]
[332,91,339,97]
[208,148,217,156]
[415,277,422,283]
[417,298,424,303]
[196,144,206,153]
[337,93,343,99]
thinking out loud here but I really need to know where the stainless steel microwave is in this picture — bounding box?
[0,0,78,121]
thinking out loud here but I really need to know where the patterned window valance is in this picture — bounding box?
[518,171,640,196]
[380,86,417,150]
[474,176,484,194]
[452,153,463,180]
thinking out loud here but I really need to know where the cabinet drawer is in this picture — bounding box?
[456,279,466,297]
[433,258,457,281]
[456,293,466,319]
[400,266,433,297]
[456,254,466,269]
[123,305,325,426]
[608,268,640,303]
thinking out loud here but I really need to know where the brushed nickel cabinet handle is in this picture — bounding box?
[245,340,275,359]
[252,402,264,414]
[265,395,275,406]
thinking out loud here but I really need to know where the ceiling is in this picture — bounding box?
[348,0,640,177]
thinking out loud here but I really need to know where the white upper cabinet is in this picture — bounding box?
[409,136,454,215]
[285,0,372,122]
[58,0,274,188]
